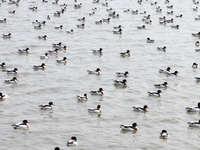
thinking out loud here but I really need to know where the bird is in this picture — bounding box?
[171,25,179,29]
[157,46,166,52]
[56,57,67,63]
[176,14,182,18]
[34,25,41,29]
[67,136,78,146]
[88,105,102,113]
[113,79,127,85]
[90,88,104,95]
[0,62,6,68]
[4,77,17,84]
[120,50,130,57]
[77,93,88,101]
[87,68,101,75]
[195,41,200,46]
[95,20,102,24]
[147,38,154,43]
[29,6,37,11]
[66,29,74,34]
[40,53,49,59]
[159,67,171,74]
[124,9,130,12]
[137,25,145,29]
[113,25,122,29]
[120,123,138,131]
[102,18,110,22]
[38,35,47,40]
[0,93,9,100]
[160,130,169,139]
[0,18,6,23]
[113,28,122,34]
[12,120,29,129]
[18,48,29,53]
[167,71,179,76]
[185,102,200,112]
[132,10,138,14]
[54,147,60,150]
[89,12,95,15]
[39,102,54,110]
[167,11,173,15]
[6,68,18,74]
[47,49,59,54]
[188,120,200,127]
[77,24,84,28]
[192,32,200,37]
[116,71,129,77]
[2,33,11,38]
[78,17,85,21]
[192,63,198,68]
[54,25,63,29]
[154,82,168,88]
[147,90,162,97]
[133,105,149,112]
[167,5,173,9]
[166,19,173,23]
[52,42,62,48]
[92,48,103,54]
[33,63,46,69]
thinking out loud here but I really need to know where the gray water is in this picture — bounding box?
[0,0,200,149]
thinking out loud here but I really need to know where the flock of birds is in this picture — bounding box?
[1,0,200,149]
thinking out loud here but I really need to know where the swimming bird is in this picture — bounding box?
[176,14,182,18]
[52,42,62,48]
[113,28,122,34]
[18,48,29,53]
[95,20,102,24]
[185,102,200,112]
[192,63,198,68]
[192,32,200,37]
[88,105,102,113]
[39,102,54,109]
[47,15,50,20]
[4,77,17,84]
[167,5,173,9]
[0,62,6,68]
[12,120,29,129]
[120,123,138,131]
[78,17,85,22]
[2,33,11,38]
[160,130,169,139]
[188,120,200,127]
[124,9,130,12]
[67,136,78,146]
[66,29,74,34]
[166,18,173,23]
[113,79,127,85]
[102,18,110,22]
[0,93,9,100]
[74,3,82,9]
[0,18,6,23]
[6,68,18,74]
[167,11,173,15]
[92,48,103,54]
[29,6,37,11]
[137,25,145,29]
[146,38,154,43]
[87,68,101,75]
[34,25,41,29]
[147,90,162,97]
[171,25,179,29]
[116,71,129,77]
[157,46,166,52]
[193,7,198,11]
[38,35,47,40]
[154,82,168,88]
[56,57,67,63]
[195,41,199,46]
[159,67,171,74]
[167,71,179,76]
[33,63,46,69]
[40,53,49,59]
[48,49,59,54]
[90,88,104,95]
[77,93,88,101]
[77,23,84,28]
[120,50,130,56]
[133,105,149,112]
[132,10,138,14]
[54,25,63,29]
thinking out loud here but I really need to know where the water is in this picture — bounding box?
[0,0,200,149]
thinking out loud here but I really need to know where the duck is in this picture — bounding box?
[154,82,168,88]
[124,9,130,12]
[113,25,122,29]
[77,93,88,101]
[48,49,59,54]
[167,5,173,9]
[113,28,122,34]
[95,20,102,24]
[0,62,6,68]
[112,14,119,19]
[192,63,198,68]
[66,29,74,34]
[176,14,183,18]
[167,11,173,15]
[47,15,51,20]
[59,45,67,50]
[56,57,67,63]
[38,35,47,40]
[52,42,62,48]
[87,68,101,75]
[147,90,162,97]
[78,17,85,22]
[4,77,17,84]
[54,25,63,29]
[116,71,129,77]
[77,23,84,28]
[92,48,103,54]
[120,123,138,131]
[33,63,46,69]
[171,25,179,29]
[193,7,198,11]
[0,18,6,23]
[195,77,200,82]
[39,102,54,109]
[159,20,166,25]
[88,105,102,113]
[90,88,104,95]
[185,102,200,112]
[113,79,127,85]
[140,11,146,14]
[12,120,29,129]
[74,3,82,9]
[195,41,199,46]
[54,12,61,17]
[102,18,110,22]
[0,93,9,100]
[192,32,200,37]
[34,25,41,29]
[2,33,11,38]
[133,105,149,112]
[29,6,37,11]
[188,120,200,127]
[67,136,78,146]
[160,130,169,139]
[137,25,145,29]
[40,53,49,59]
[167,71,179,76]
[102,2,108,6]
[145,20,152,24]
[159,16,166,21]
[166,18,173,23]
[159,67,171,74]
[132,10,138,14]
[6,68,18,74]
[157,46,166,52]
[18,48,29,53]
[147,38,154,43]
[120,50,130,56]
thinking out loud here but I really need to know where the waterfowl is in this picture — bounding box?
[56,57,67,63]
[156,8,162,13]
[166,18,173,23]
[52,42,62,48]
[192,32,200,37]
[109,11,116,17]
[185,102,200,112]
[157,46,166,52]
[146,37,154,43]
[74,3,82,9]
[159,67,171,74]
[102,2,108,6]
[48,49,59,54]
[160,130,169,139]
[154,82,168,88]
[77,93,88,101]
[0,18,6,23]
[92,7,97,11]
[195,41,199,46]
[113,79,127,85]
[39,102,54,109]
[0,62,6,68]
[137,25,145,29]
[113,25,122,29]
[40,53,49,59]
[159,16,166,21]
[176,14,182,18]
[167,5,173,9]
[113,28,122,34]
[78,17,85,22]
[171,25,179,29]
[34,25,41,29]
[12,120,29,129]
[120,123,138,131]
[92,48,103,54]
[33,63,46,69]
[116,71,129,77]
[195,17,200,20]
[102,18,110,22]
[120,50,130,56]
[88,105,102,113]
[93,0,99,3]
[193,7,198,11]
[147,90,162,97]
[18,48,29,53]
[47,15,51,20]
[0,93,9,100]
[145,20,152,24]
[112,14,119,19]
[6,68,18,74]
[29,6,37,11]
[8,10,15,14]
[66,29,74,34]
[159,20,166,25]
[42,0,48,3]
[59,45,67,50]
[54,12,61,17]
[188,120,200,127]
[167,11,173,15]
[87,68,101,75]
[77,23,84,28]
[90,88,104,95]
[54,25,63,29]
[140,11,146,14]
[4,77,17,84]
[192,63,198,68]
[52,0,59,4]
[67,136,78,146]
[38,35,47,40]
[2,33,11,38]
[167,71,179,76]
[124,9,130,12]
[95,20,102,24]
[132,10,138,14]
[133,105,149,112]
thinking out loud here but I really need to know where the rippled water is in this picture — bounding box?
[1,0,200,149]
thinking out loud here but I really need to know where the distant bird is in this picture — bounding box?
[48,49,59,54]
[56,57,67,63]
[160,130,169,139]
[137,25,145,29]
[18,48,29,53]
[2,33,11,38]
[67,136,78,146]
[92,48,103,54]
[132,105,149,112]
[66,29,74,34]
[132,10,138,14]
[195,41,200,46]
[171,25,179,29]
[120,50,130,57]
[167,71,179,76]
[185,102,200,112]
[188,120,200,127]
[0,92,9,100]
[147,90,162,97]
[38,35,47,40]
[102,18,110,22]
[192,63,198,68]
[0,62,6,68]
[95,20,102,24]
[113,28,122,34]
[87,68,101,75]
[39,102,54,109]
[159,67,171,74]
[113,79,127,86]
[88,105,102,113]
[90,88,104,95]
[77,23,84,28]
[40,53,49,59]
[78,17,85,21]
[29,6,37,11]
[77,93,88,101]
[146,37,154,43]
[4,77,17,84]
[116,71,129,77]
[192,32,200,37]
[157,46,166,52]
[120,123,138,131]
[0,18,6,23]
[154,82,168,88]
[12,120,29,129]
[113,25,122,29]
[54,25,63,29]
[34,25,41,29]
[6,68,18,74]
[33,63,46,69]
